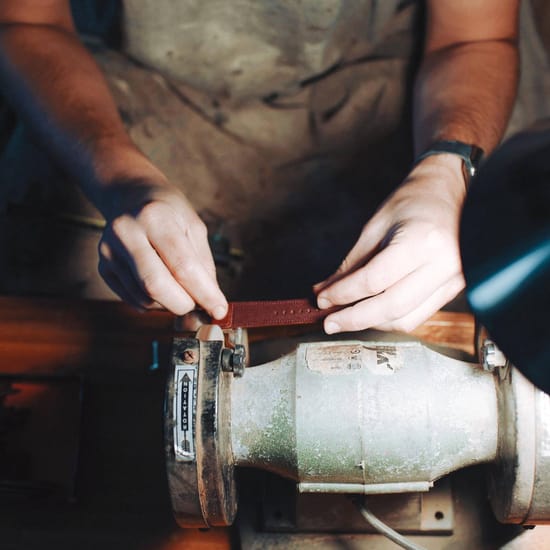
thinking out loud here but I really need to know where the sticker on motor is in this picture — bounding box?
[305,343,402,375]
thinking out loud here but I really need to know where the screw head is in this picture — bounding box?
[182,349,198,364]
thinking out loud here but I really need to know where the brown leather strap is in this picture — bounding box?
[213,298,341,329]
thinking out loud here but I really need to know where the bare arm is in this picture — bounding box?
[0,0,228,318]
[316,0,520,333]
[414,0,519,154]
[0,1,142,197]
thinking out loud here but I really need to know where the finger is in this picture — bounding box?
[98,259,148,311]
[374,275,465,333]
[99,241,155,309]
[171,196,217,277]
[316,240,421,309]
[107,219,197,315]
[148,218,228,318]
[191,223,218,278]
[313,218,388,293]
[323,265,461,334]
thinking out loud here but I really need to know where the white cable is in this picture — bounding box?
[358,501,428,550]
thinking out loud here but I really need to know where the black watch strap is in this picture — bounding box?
[415,140,484,185]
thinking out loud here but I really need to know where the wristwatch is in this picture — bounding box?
[415,140,484,186]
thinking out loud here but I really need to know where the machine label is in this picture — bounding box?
[174,364,197,461]
[305,343,401,375]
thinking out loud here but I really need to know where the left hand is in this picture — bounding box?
[314,155,468,334]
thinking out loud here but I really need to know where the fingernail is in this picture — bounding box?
[324,320,341,334]
[212,305,228,320]
[318,296,332,309]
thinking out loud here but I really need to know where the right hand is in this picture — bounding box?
[97,178,228,318]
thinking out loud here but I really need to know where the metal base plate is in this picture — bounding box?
[235,467,536,550]
[261,474,453,535]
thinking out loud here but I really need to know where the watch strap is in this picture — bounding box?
[213,298,342,329]
[415,140,484,183]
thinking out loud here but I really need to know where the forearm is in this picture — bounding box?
[0,24,163,215]
[413,38,519,157]
[0,14,227,317]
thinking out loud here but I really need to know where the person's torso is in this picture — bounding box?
[122,0,401,101]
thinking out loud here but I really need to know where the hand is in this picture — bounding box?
[97,178,228,318]
[314,155,467,333]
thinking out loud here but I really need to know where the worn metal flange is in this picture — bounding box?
[165,337,237,527]
[488,367,550,524]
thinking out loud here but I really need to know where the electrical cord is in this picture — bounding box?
[357,500,427,550]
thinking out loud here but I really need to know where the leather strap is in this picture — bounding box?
[213,298,341,329]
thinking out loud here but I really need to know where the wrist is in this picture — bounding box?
[407,153,473,208]
[413,153,466,188]
[89,140,170,219]
[414,140,484,189]
[93,139,167,187]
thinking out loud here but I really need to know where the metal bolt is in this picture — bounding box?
[232,345,245,377]
[481,339,507,373]
[182,349,198,364]
[221,345,246,377]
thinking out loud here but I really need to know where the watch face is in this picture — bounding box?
[460,128,550,394]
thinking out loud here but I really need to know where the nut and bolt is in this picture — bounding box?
[181,343,246,376]
[221,344,246,377]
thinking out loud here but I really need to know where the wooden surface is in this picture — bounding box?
[410,310,476,357]
[0,295,175,377]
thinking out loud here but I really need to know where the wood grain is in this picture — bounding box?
[0,296,476,376]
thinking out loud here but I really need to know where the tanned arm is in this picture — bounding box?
[414,0,519,153]
[316,0,519,333]
[0,0,228,318]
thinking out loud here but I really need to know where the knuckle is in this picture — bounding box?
[110,215,131,238]
[172,258,199,282]
[360,269,384,295]
[138,201,165,226]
